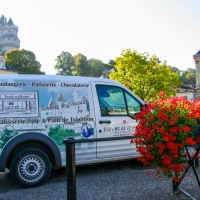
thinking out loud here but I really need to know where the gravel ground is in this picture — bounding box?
[0,160,199,200]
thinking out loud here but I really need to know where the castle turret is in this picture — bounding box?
[0,15,20,55]
[193,50,200,99]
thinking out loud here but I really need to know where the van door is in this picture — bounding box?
[91,82,143,159]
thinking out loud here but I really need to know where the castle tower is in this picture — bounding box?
[0,15,20,55]
[193,50,200,99]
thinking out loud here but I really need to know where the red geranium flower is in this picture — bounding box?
[133,91,200,180]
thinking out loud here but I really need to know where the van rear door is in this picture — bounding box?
[91,82,143,159]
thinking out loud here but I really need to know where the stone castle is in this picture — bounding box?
[0,15,20,55]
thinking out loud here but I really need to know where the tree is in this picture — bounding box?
[171,66,181,75]
[55,51,74,75]
[109,49,181,102]
[103,60,116,71]
[73,53,89,76]
[87,58,105,77]
[179,68,196,87]
[5,48,45,74]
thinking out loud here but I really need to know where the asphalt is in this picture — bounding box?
[0,160,199,200]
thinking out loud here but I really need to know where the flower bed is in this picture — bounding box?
[132,91,200,181]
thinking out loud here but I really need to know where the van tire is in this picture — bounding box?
[10,148,52,187]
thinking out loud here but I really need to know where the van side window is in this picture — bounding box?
[96,85,127,116]
[96,85,141,117]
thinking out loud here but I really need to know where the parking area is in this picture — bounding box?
[0,160,199,200]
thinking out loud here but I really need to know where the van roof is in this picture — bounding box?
[0,74,145,104]
[0,74,119,84]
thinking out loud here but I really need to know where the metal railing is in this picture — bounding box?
[63,136,200,200]
[63,136,136,200]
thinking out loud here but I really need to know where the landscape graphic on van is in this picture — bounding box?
[0,80,95,152]
[0,126,18,150]
[48,124,94,151]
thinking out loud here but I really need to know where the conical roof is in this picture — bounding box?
[0,15,5,24]
[194,50,200,59]
[8,18,14,25]
[58,93,66,103]
[49,98,57,108]
[196,50,200,55]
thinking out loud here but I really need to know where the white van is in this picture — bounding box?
[0,74,145,186]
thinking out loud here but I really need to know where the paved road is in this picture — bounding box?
[0,160,199,200]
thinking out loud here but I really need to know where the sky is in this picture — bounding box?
[1,0,200,75]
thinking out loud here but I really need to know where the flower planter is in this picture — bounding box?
[134,92,200,180]
[133,92,200,199]
[192,125,200,147]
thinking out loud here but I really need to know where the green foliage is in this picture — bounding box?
[109,49,181,102]
[55,51,75,75]
[54,51,112,77]
[103,60,116,70]
[179,68,196,86]
[171,67,196,86]
[73,53,89,76]
[171,67,181,75]
[48,125,80,149]
[88,58,105,77]
[5,48,45,74]
[0,129,18,149]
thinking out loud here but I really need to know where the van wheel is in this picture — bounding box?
[10,148,51,187]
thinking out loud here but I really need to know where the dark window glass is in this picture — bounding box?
[96,85,141,117]
[125,91,141,118]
